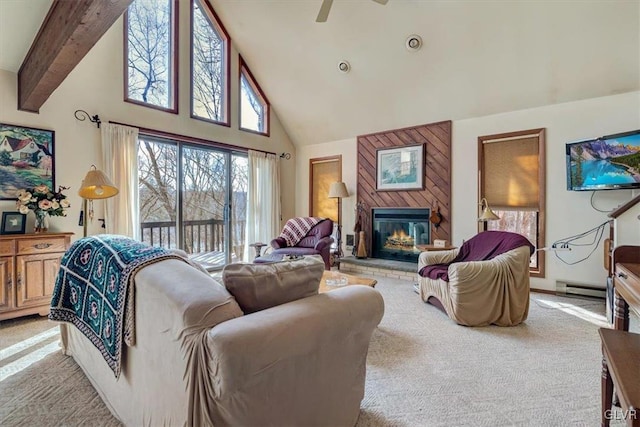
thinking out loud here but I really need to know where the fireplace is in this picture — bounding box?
[371,208,430,263]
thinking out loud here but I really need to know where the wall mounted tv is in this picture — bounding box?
[566,129,640,191]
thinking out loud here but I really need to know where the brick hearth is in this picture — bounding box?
[339,256,418,282]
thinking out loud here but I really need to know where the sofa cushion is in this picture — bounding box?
[222,256,324,313]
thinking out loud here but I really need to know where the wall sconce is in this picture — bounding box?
[78,165,119,237]
[74,109,101,128]
[478,198,500,222]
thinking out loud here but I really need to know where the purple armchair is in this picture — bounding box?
[270,219,334,270]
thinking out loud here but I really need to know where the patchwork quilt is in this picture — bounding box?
[49,235,189,378]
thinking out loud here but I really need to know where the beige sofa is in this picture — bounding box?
[60,258,384,426]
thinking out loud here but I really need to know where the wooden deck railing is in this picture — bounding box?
[140,218,226,254]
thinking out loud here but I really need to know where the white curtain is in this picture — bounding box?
[244,150,281,261]
[101,123,140,239]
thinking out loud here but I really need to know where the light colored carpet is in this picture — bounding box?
[0,276,634,426]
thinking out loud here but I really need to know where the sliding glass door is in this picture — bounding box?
[138,135,247,269]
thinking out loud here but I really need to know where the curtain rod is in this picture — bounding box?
[109,120,278,156]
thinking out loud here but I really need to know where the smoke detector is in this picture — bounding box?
[405,34,423,51]
[338,60,351,73]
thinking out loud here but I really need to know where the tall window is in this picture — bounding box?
[138,135,247,269]
[124,0,177,112]
[240,56,270,135]
[478,128,546,277]
[191,0,229,125]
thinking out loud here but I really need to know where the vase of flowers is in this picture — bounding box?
[16,185,70,233]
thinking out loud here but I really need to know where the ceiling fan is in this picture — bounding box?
[316,0,389,23]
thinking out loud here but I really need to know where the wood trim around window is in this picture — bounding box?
[110,120,275,156]
[478,128,546,278]
[123,0,179,114]
[189,0,231,127]
[309,155,342,226]
[239,55,270,137]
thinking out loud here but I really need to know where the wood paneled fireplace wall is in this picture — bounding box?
[356,120,452,256]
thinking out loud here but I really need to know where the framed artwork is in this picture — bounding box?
[0,212,26,235]
[0,123,55,200]
[376,143,425,191]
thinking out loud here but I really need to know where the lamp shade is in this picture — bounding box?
[328,182,349,198]
[478,198,500,222]
[78,166,119,200]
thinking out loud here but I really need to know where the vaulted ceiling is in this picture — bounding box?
[1,0,638,147]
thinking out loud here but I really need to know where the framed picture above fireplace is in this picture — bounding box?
[376,143,425,191]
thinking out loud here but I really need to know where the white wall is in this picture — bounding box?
[0,3,296,238]
[296,91,640,291]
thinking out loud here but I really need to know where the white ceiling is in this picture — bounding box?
[0,0,52,73]
[212,0,640,146]
[1,0,638,147]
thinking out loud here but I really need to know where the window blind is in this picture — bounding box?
[482,136,539,209]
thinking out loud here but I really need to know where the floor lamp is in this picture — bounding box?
[328,182,349,260]
[78,165,119,237]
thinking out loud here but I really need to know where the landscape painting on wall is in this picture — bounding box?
[376,143,425,191]
[0,123,55,200]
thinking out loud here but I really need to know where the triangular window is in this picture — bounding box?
[240,56,269,136]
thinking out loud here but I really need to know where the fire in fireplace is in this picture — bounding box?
[371,208,431,263]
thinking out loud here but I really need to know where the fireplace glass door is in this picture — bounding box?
[372,208,430,263]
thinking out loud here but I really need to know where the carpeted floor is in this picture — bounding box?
[0,276,635,426]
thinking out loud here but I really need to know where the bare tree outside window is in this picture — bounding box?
[487,210,539,268]
[192,0,226,122]
[240,73,264,132]
[125,0,175,109]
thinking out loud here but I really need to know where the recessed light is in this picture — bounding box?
[338,60,351,73]
[406,35,423,51]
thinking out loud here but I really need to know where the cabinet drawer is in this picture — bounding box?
[17,237,67,255]
[0,240,15,256]
[614,264,640,317]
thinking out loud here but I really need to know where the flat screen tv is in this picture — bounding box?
[566,129,640,191]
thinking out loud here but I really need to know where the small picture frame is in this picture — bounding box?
[1,212,27,235]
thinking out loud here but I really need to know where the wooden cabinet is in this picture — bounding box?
[0,233,72,321]
[0,256,13,312]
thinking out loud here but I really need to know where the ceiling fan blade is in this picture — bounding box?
[316,0,333,22]
[371,0,389,4]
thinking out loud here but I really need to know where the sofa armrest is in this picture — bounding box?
[205,286,384,426]
[448,246,531,285]
[314,236,334,251]
[135,259,243,332]
[271,237,287,249]
[418,248,459,270]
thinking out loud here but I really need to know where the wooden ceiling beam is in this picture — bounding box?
[18,0,133,113]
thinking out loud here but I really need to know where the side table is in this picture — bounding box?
[599,328,640,426]
[249,242,267,260]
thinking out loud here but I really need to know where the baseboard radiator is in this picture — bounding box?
[555,280,606,299]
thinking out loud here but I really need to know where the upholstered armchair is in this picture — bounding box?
[270,219,334,270]
[417,231,535,326]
